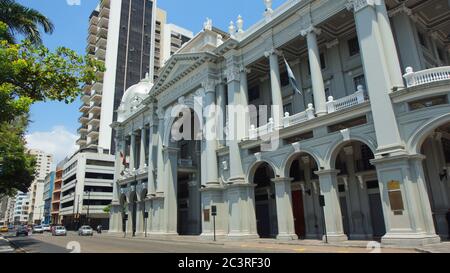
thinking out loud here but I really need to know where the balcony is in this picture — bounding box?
[403,66,450,88]
[77,126,88,134]
[95,48,106,60]
[92,81,103,92]
[90,90,102,101]
[88,114,101,125]
[99,6,110,19]
[78,115,89,124]
[248,87,368,140]
[96,37,107,50]
[98,26,108,39]
[76,137,87,146]
[178,158,193,167]
[79,104,89,113]
[88,24,97,35]
[88,103,101,114]
[98,17,109,30]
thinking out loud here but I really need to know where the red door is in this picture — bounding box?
[292,190,306,239]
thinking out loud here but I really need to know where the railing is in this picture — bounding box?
[327,86,366,114]
[403,66,450,88]
[283,104,315,127]
[249,119,275,140]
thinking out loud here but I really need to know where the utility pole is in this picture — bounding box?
[75,194,80,230]
[86,190,91,226]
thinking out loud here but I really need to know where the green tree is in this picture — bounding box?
[0,20,104,196]
[0,0,54,45]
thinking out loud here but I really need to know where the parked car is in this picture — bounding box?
[78,225,93,236]
[32,225,44,234]
[52,226,67,236]
[42,224,51,232]
[0,226,8,233]
[16,226,29,237]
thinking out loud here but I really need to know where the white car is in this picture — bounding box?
[52,226,67,236]
[78,226,94,236]
[42,224,51,232]
[32,225,44,234]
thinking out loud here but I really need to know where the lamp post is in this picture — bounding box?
[85,189,91,226]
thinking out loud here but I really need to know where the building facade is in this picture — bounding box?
[12,192,30,225]
[60,152,115,230]
[51,166,64,225]
[27,149,53,224]
[109,0,450,247]
[43,172,55,225]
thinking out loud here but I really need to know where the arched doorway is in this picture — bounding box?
[287,153,323,240]
[119,194,127,233]
[332,141,385,240]
[252,162,277,238]
[169,108,202,236]
[418,122,450,239]
[130,190,138,236]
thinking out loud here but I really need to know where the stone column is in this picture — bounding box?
[301,27,327,116]
[226,66,246,183]
[129,132,136,171]
[272,177,298,240]
[200,186,227,239]
[315,169,348,242]
[326,39,347,97]
[155,115,165,193]
[216,81,227,146]
[390,7,423,71]
[350,1,404,155]
[147,123,156,196]
[139,127,147,171]
[163,147,179,235]
[135,201,144,236]
[203,80,219,185]
[126,202,133,236]
[374,0,405,88]
[264,49,284,128]
[371,155,440,246]
[226,184,259,239]
[109,129,124,234]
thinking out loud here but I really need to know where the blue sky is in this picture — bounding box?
[19,0,284,164]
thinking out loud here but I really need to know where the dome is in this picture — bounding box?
[117,73,153,122]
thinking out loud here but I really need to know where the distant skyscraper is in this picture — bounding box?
[77,0,192,154]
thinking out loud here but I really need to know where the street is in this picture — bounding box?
[1,232,419,253]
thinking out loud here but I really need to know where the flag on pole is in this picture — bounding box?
[283,56,302,96]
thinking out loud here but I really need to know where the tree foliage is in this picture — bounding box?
[0,0,54,45]
[0,18,104,196]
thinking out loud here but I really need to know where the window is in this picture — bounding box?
[280,72,289,87]
[248,86,260,101]
[418,32,427,48]
[353,75,366,90]
[283,103,293,115]
[348,37,360,56]
[85,172,114,180]
[320,53,326,70]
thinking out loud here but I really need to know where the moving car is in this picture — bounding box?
[32,225,44,234]
[78,225,93,236]
[16,226,29,237]
[42,224,51,232]
[52,226,67,236]
[0,226,8,233]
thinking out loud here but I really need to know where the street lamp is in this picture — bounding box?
[85,189,92,226]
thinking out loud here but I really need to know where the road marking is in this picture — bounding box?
[294,248,306,252]
[338,250,350,253]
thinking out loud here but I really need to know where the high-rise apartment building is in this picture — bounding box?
[76,0,192,154]
[51,163,64,225]
[43,171,55,225]
[27,149,53,224]
[12,192,30,225]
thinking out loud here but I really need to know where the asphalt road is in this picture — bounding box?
[1,232,418,253]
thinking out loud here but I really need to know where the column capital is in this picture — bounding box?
[345,0,376,13]
[387,3,412,18]
[239,65,251,74]
[300,26,321,37]
[226,66,240,83]
[264,48,282,58]
[201,79,217,93]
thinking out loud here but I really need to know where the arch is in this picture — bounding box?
[325,137,377,170]
[408,113,450,154]
[162,97,204,148]
[282,150,321,178]
[247,159,279,185]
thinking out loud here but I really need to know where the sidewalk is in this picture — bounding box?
[0,237,15,253]
[417,242,450,253]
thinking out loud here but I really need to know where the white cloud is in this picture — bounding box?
[25,126,79,168]
[66,0,81,6]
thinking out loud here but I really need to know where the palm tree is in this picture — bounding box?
[0,0,54,44]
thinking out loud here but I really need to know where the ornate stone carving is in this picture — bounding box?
[201,79,216,93]
[346,0,375,13]
[203,18,213,31]
[226,66,240,83]
[300,26,322,37]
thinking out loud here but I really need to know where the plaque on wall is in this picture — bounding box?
[204,209,210,222]
[387,180,404,212]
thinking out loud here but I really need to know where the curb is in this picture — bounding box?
[2,237,26,253]
[101,234,227,246]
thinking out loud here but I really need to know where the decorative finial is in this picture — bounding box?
[264,0,273,14]
[217,34,224,46]
[228,21,236,37]
[203,17,212,31]
[236,15,244,33]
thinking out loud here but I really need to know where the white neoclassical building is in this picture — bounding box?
[108,0,450,247]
